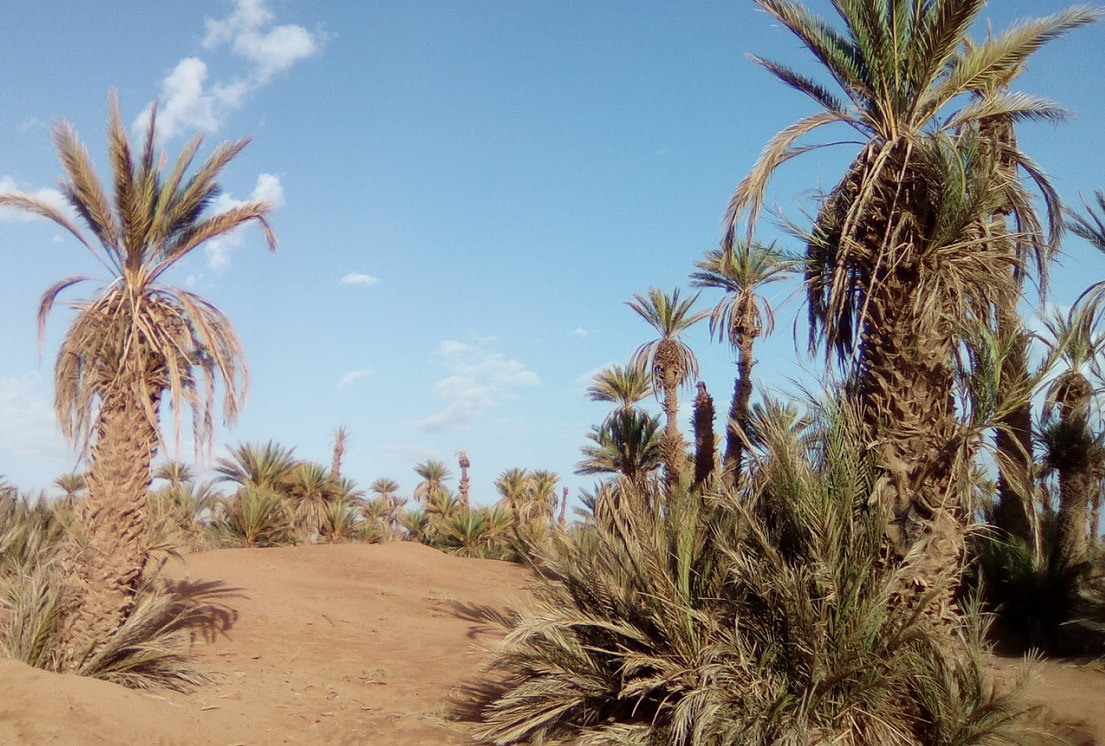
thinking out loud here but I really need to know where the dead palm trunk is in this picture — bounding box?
[692,381,716,488]
[458,451,471,509]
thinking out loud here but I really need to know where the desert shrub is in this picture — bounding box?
[318,498,361,543]
[436,505,518,560]
[970,513,1105,655]
[0,492,231,690]
[471,399,1041,745]
[216,485,297,548]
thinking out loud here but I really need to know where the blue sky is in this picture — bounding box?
[1,1,1104,508]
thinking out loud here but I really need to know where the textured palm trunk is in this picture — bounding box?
[658,351,685,496]
[822,139,973,629]
[1054,373,1094,572]
[62,379,158,666]
[458,452,471,509]
[692,381,716,488]
[861,269,965,629]
[725,321,757,486]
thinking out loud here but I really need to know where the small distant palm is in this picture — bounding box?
[586,362,653,414]
[413,460,452,505]
[216,441,299,493]
[287,462,337,541]
[53,472,87,502]
[627,287,707,491]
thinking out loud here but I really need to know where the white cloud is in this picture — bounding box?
[340,273,380,287]
[339,369,372,388]
[139,0,322,140]
[569,327,593,337]
[203,172,284,272]
[0,176,69,223]
[414,340,540,432]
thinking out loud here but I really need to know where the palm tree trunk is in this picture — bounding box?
[1055,373,1094,572]
[861,259,965,629]
[62,380,159,666]
[725,331,756,486]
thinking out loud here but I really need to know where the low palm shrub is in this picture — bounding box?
[471,399,1042,745]
[216,485,297,548]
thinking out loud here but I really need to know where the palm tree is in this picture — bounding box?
[367,477,405,538]
[495,467,531,532]
[528,470,559,524]
[216,441,298,494]
[586,362,653,415]
[576,408,663,487]
[690,241,791,481]
[153,460,194,492]
[627,287,707,493]
[725,3,1097,583]
[1038,301,1105,573]
[52,472,87,503]
[413,459,452,506]
[0,92,275,662]
[287,462,337,542]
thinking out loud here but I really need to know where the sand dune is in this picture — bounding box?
[0,542,1101,745]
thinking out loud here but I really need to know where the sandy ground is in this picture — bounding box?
[0,541,1103,745]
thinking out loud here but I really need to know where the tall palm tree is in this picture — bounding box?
[725,3,1097,585]
[413,459,452,505]
[691,240,791,481]
[627,287,707,493]
[0,92,275,662]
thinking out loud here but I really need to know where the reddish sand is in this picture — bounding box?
[0,542,1102,745]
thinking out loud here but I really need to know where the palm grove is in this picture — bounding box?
[3,2,1105,743]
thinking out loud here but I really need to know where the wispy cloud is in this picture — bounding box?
[0,176,68,223]
[569,326,594,337]
[340,273,380,287]
[339,369,372,388]
[138,0,323,140]
[204,172,284,271]
[413,340,540,433]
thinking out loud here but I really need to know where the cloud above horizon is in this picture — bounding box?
[137,0,323,140]
[339,369,372,388]
[413,340,540,433]
[0,176,69,223]
[204,172,284,271]
[340,272,380,287]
